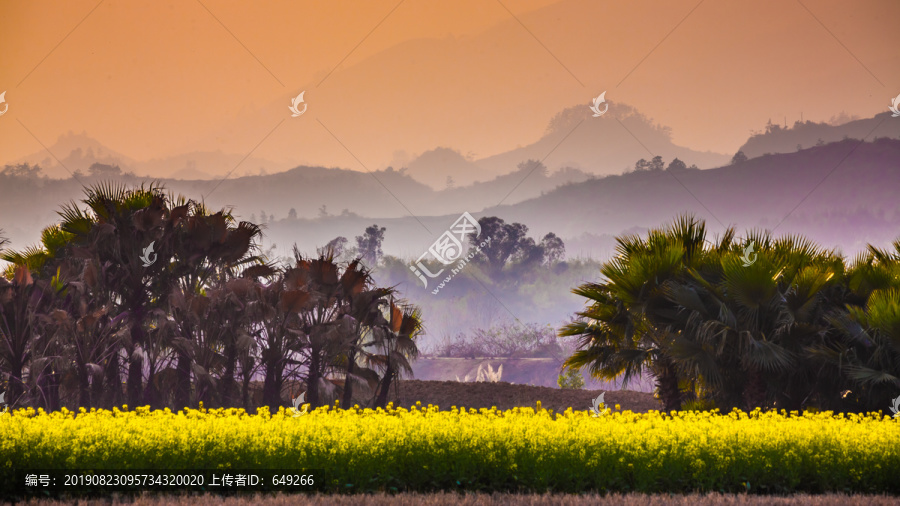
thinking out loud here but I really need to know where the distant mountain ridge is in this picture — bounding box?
[472,102,730,176]
[264,137,900,260]
[404,147,486,189]
[487,137,900,255]
[7,98,729,189]
[403,102,731,189]
[4,130,897,261]
[737,112,900,159]
[8,132,295,180]
[8,131,137,179]
[0,160,590,253]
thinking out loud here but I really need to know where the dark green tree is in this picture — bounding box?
[356,225,386,267]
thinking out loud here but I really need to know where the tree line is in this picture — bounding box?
[562,215,900,413]
[0,183,422,413]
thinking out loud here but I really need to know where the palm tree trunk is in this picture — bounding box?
[306,351,321,408]
[220,345,237,408]
[341,349,357,406]
[127,313,145,406]
[175,353,192,409]
[374,366,395,409]
[103,352,121,409]
[655,358,682,411]
[126,281,151,407]
[239,355,253,410]
[127,355,143,407]
[241,372,252,410]
[262,349,284,413]
[143,363,161,409]
[37,366,60,411]
[7,361,24,410]
[743,366,766,411]
[92,366,105,407]
[196,378,212,407]
[77,364,91,408]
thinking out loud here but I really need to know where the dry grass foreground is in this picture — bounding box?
[386,380,661,413]
[11,492,900,505]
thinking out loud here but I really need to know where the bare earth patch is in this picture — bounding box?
[15,492,900,505]
[387,380,661,413]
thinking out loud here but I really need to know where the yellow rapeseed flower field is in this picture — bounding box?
[1,402,898,493]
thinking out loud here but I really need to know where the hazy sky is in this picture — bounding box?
[1,0,897,175]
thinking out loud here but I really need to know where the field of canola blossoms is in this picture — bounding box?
[1,401,899,496]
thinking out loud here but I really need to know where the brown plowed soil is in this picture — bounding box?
[386,380,662,413]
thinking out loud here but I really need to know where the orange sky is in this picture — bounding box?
[0,0,897,175]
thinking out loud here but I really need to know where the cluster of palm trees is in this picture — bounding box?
[562,215,900,413]
[0,183,422,412]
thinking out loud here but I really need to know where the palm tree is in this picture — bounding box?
[562,215,721,411]
[370,299,423,409]
[48,270,121,409]
[164,202,263,408]
[667,232,842,410]
[338,259,393,407]
[248,252,327,413]
[290,251,390,409]
[0,190,426,412]
[0,265,57,410]
[46,184,263,408]
[819,240,900,410]
[563,214,864,412]
[54,182,174,406]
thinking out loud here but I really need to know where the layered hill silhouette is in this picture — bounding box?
[404,102,731,188]
[8,132,294,181]
[3,137,898,260]
[737,112,900,159]
[8,131,137,179]
[7,96,727,189]
[471,102,729,176]
[485,137,900,255]
[266,137,900,259]
[0,160,589,253]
